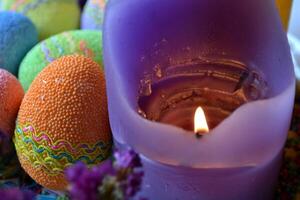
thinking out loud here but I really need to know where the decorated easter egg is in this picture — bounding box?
[14,55,112,190]
[0,69,24,179]
[0,69,25,137]
[81,0,107,30]
[0,11,38,75]
[0,0,80,40]
[19,30,103,92]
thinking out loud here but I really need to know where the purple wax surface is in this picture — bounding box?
[104,0,295,199]
[139,151,282,200]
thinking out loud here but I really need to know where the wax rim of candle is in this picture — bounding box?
[105,56,295,167]
[110,80,295,168]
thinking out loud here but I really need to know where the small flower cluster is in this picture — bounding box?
[66,148,144,200]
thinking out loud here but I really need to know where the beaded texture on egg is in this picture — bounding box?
[19,30,103,92]
[0,11,38,75]
[14,55,112,190]
[81,0,107,30]
[0,69,24,137]
[0,0,80,40]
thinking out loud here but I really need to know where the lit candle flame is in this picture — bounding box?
[194,107,209,134]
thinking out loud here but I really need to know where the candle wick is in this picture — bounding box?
[234,71,249,92]
[195,132,205,139]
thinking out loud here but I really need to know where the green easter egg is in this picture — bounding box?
[0,0,80,40]
[19,30,103,91]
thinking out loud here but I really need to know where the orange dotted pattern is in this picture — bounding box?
[0,69,24,137]
[16,55,112,190]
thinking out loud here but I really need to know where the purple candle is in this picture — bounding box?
[103,0,295,199]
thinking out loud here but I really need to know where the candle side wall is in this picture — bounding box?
[104,0,295,167]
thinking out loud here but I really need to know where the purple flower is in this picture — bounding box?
[93,160,116,178]
[113,149,144,200]
[0,188,35,200]
[122,171,144,198]
[66,160,115,200]
[114,149,142,169]
[66,148,145,200]
[65,162,86,183]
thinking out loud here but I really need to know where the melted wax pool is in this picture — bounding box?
[137,58,268,132]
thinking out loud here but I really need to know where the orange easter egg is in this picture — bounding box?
[13,55,112,190]
[0,69,24,137]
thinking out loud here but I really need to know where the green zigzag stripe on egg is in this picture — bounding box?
[19,30,103,92]
[14,123,111,163]
[16,124,110,155]
[14,123,111,175]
